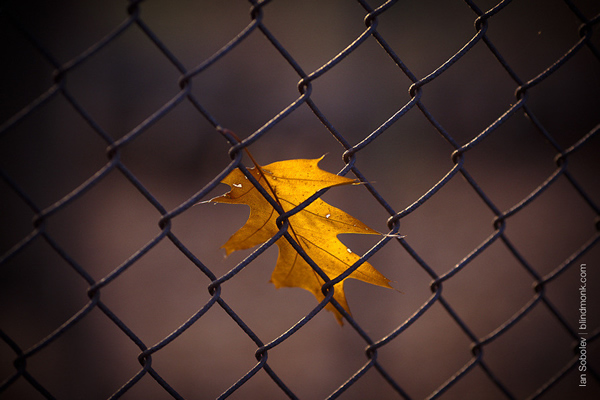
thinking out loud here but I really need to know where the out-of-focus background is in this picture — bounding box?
[1,0,599,399]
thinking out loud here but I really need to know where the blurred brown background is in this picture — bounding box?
[1,0,599,399]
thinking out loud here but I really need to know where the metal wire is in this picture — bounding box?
[1,0,598,399]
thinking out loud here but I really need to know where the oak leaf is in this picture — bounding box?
[210,157,391,324]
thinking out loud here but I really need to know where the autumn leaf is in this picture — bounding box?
[210,157,392,324]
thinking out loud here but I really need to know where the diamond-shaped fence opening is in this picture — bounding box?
[1,1,599,399]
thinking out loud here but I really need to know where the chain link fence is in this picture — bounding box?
[1,0,599,399]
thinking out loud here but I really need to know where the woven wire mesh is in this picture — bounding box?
[1,0,599,399]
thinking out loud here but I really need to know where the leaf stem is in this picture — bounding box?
[219,130,329,292]
[221,130,282,206]
[221,129,304,246]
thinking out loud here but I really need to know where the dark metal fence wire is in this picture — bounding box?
[1,0,599,399]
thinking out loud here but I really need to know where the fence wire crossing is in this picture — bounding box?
[1,0,599,399]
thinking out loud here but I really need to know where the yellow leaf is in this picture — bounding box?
[210,157,392,324]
